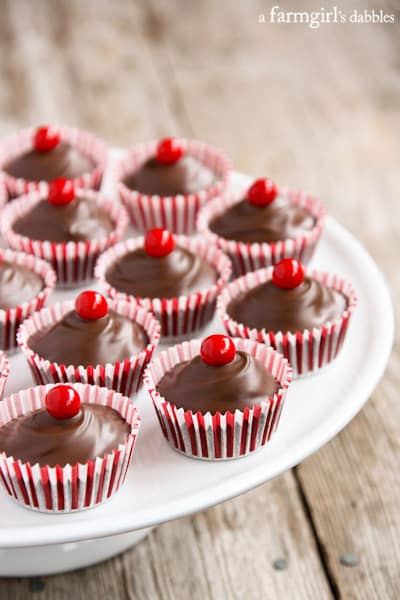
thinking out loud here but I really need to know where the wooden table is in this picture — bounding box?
[0,1,398,598]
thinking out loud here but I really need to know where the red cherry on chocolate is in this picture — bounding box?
[33,125,61,153]
[75,290,109,320]
[144,228,175,257]
[247,178,278,206]
[45,385,81,420]
[272,258,305,289]
[48,178,75,206]
[200,334,236,367]
[156,137,184,165]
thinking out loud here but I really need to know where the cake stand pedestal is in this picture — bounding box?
[0,528,154,577]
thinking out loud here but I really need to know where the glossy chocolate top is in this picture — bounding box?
[209,196,315,243]
[123,156,218,196]
[3,141,96,182]
[105,246,217,299]
[0,404,130,467]
[157,350,279,414]
[28,309,149,367]
[12,195,114,243]
[227,277,347,333]
[0,260,43,310]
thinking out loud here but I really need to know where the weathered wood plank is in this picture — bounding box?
[121,475,332,600]
[0,0,181,142]
[297,384,400,600]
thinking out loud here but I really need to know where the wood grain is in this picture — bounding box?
[0,0,398,598]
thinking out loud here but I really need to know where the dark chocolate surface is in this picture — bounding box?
[3,141,96,182]
[105,246,217,299]
[157,351,279,414]
[0,404,130,467]
[227,277,347,333]
[12,195,114,243]
[29,309,149,367]
[123,156,218,196]
[209,196,315,243]
[0,260,43,310]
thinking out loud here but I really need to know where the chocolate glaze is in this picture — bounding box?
[157,351,279,414]
[123,156,218,196]
[28,309,149,367]
[105,246,217,299]
[0,404,130,467]
[0,260,43,310]
[209,196,315,243]
[3,141,96,182]
[12,195,114,243]
[228,277,347,333]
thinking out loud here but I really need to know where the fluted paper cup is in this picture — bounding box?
[95,236,232,339]
[0,352,9,400]
[144,338,292,460]
[112,139,231,234]
[197,186,326,277]
[17,298,160,395]
[0,248,56,351]
[0,383,140,512]
[218,267,357,377]
[0,126,108,199]
[0,173,7,210]
[1,189,129,286]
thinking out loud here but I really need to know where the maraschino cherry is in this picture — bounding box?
[48,178,75,206]
[33,125,61,153]
[272,258,305,289]
[200,334,236,367]
[45,385,81,420]
[75,290,109,320]
[156,137,184,165]
[247,178,278,206]
[144,228,175,257]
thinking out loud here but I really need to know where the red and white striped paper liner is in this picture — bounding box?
[95,236,232,339]
[0,383,140,512]
[197,186,326,277]
[144,338,292,460]
[0,126,108,199]
[0,248,57,351]
[112,139,232,234]
[17,298,160,396]
[0,173,7,210]
[0,352,9,400]
[217,267,357,377]
[1,189,129,286]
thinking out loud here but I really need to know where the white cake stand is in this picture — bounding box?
[0,165,393,576]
